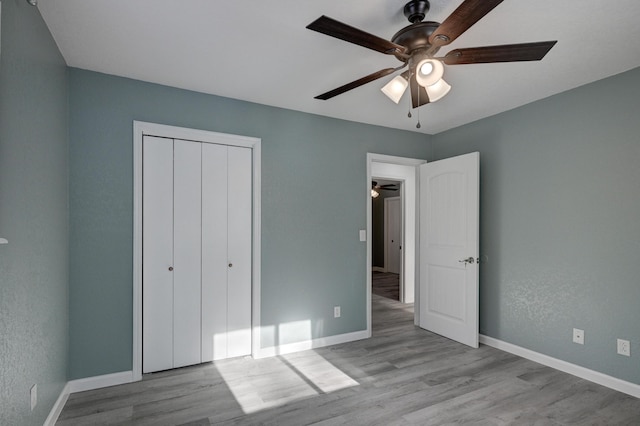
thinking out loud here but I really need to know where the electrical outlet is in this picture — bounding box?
[334,306,341,318]
[30,384,37,411]
[573,328,584,345]
[617,339,631,357]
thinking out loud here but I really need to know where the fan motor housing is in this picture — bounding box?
[391,21,441,59]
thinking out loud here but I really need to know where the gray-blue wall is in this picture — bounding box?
[0,1,69,425]
[67,68,432,379]
[432,66,640,385]
[3,3,638,414]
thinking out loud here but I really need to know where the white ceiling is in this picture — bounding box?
[38,0,640,135]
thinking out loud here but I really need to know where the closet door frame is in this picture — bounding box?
[132,121,262,382]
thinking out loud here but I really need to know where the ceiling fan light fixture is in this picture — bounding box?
[381,75,409,104]
[371,188,380,198]
[415,58,444,88]
[425,78,451,102]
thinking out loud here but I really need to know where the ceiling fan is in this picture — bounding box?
[371,181,399,198]
[307,0,557,108]
[373,181,399,191]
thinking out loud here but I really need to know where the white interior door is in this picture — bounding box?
[419,152,479,348]
[385,197,402,274]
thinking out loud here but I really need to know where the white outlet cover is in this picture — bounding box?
[334,306,341,318]
[573,328,584,345]
[617,339,631,357]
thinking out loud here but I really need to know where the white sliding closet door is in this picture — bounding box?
[142,136,174,373]
[201,144,252,361]
[143,135,252,373]
[173,140,202,368]
[226,147,252,358]
[201,143,229,361]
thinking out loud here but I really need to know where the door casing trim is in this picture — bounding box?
[133,121,261,381]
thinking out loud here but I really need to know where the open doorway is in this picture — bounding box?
[366,153,427,336]
[366,152,480,348]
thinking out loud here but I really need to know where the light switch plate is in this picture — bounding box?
[359,230,366,242]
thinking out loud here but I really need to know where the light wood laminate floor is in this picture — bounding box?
[371,271,399,301]
[57,294,640,425]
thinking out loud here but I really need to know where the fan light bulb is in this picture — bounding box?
[419,61,434,76]
[381,75,409,104]
[415,59,444,88]
[371,189,380,198]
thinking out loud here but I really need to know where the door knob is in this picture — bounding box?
[458,257,475,265]
[168,266,174,271]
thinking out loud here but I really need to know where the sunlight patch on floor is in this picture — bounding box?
[215,351,359,414]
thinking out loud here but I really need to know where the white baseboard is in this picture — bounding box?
[372,267,386,273]
[43,382,70,426]
[480,335,640,399]
[68,370,134,394]
[44,371,134,425]
[255,330,369,359]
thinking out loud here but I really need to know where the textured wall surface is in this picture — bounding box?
[432,66,640,385]
[67,68,431,379]
[0,1,69,425]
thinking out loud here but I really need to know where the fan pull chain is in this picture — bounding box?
[416,85,421,128]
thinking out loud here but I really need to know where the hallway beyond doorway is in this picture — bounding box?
[372,271,401,302]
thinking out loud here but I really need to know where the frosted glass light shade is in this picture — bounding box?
[371,189,380,198]
[381,75,409,104]
[416,59,444,87]
[425,78,451,102]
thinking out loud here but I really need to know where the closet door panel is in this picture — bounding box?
[173,139,202,368]
[202,143,229,361]
[227,146,253,357]
[142,136,174,373]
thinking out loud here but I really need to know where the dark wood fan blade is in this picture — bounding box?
[443,41,557,65]
[379,184,397,188]
[307,16,407,55]
[315,68,398,100]
[380,187,399,191]
[429,0,504,47]
[409,71,429,108]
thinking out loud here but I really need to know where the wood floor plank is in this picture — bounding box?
[56,274,640,425]
[371,271,400,300]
